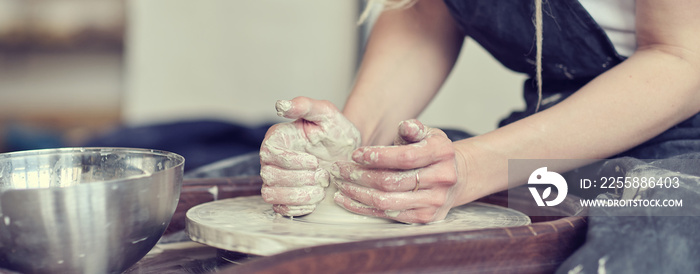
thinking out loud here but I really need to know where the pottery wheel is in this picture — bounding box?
[186,196,531,256]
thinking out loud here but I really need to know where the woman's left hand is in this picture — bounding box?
[330,119,467,224]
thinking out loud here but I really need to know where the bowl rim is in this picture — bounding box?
[0,147,185,190]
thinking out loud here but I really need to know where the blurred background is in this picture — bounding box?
[0,0,524,170]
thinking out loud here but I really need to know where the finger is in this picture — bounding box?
[333,192,445,224]
[272,204,316,216]
[333,191,389,217]
[261,185,325,206]
[261,166,329,187]
[261,123,319,169]
[331,161,418,192]
[277,97,359,141]
[276,97,339,124]
[260,144,318,170]
[391,207,448,224]
[333,179,443,210]
[393,119,429,145]
[352,133,453,169]
[334,161,457,191]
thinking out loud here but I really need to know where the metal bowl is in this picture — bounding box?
[0,147,185,274]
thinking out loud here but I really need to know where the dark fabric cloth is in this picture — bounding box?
[557,154,700,273]
[443,0,624,121]
[83,120,272,171]
[184,151,261,179]
[442,0,700,273]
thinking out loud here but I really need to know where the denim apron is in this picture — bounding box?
[443,0,700,273]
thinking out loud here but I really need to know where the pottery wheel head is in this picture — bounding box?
[186,196,531,256]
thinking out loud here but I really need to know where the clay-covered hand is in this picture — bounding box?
[259,96,361,216]
[331,119,465,224]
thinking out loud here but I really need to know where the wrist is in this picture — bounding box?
[451,138,510,206]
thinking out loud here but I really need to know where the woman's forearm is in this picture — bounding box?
[343,0,464,146]
[453,47,700,205]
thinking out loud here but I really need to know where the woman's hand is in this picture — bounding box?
[259,97,361,216]
[331,119,467,224]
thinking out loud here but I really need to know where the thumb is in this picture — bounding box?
[394,119,429,145]
[276,97,339,125]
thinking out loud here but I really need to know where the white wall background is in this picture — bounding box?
[124,0,359,126]
[125,1,526,135]
[421,39,526,134]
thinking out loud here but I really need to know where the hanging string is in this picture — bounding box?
[357,0,381,25]
[357,0,418,25]
[534,0,544,112]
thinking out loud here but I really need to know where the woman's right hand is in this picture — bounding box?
[259,97,361,216]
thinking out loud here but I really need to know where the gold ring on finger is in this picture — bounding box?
[412,172,420,192]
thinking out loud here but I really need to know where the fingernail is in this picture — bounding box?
[404,120,423,137]
[385,210,401,218]
[275,100,292,117]
[328,163,341,178]
[260,187,275,202]
[333,191,345,203]
[352,149,365,163]
[398,120,410,136]
[315,168,330,187]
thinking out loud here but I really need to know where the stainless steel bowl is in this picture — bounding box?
[0,147,184,274]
